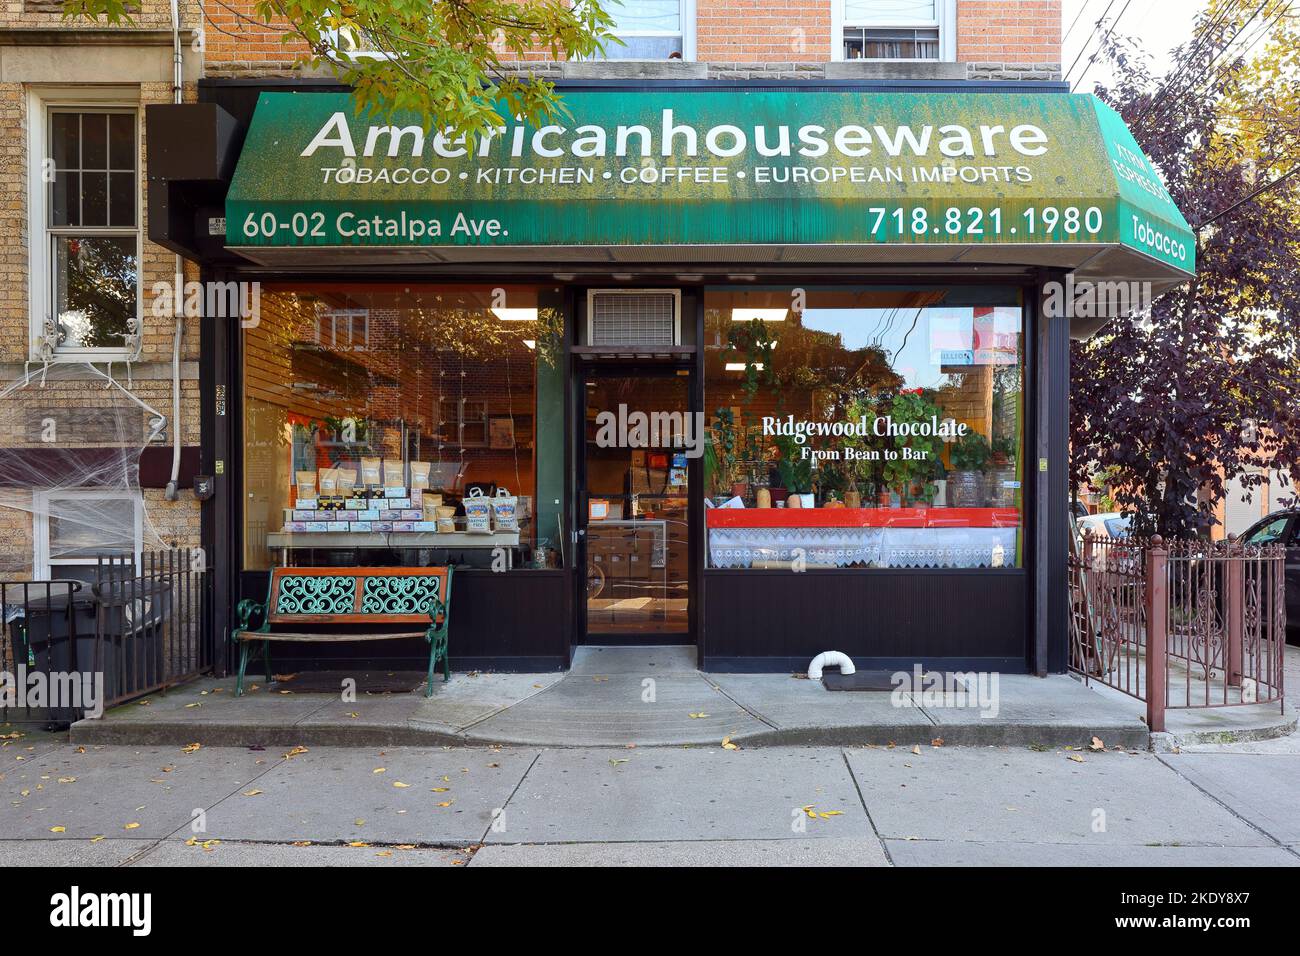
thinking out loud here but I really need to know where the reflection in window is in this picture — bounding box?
[704,287,1024,570]
[47,110,139,352]
[842,0,941,60]
[597,0,687,59]
[242,285,564,571]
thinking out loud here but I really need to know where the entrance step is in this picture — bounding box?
[569,645,698,675]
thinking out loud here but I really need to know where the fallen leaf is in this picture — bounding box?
[49,826,65,833]
[347,841,369,848]
[1067,753,1085,763]
[392,781,410,788]
[721,736,739,751]
[1089,736,1105,751]
[373,768,387,774]
[283,745,308,759]
[688,712,710,719]
[431,787,449,793]
[184,703,201,709]
[181,743,201,754]
[436,801,453,808]
[124,822,140,830]
[609,758,629,767]
[57,777,76,784]
[911,745,921,755]
[242,789,263,797]
[90,835,104,843]
[818,811,844,819]
[375,850,393,858]
[930,738,944,748]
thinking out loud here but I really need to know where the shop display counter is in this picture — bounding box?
[706,507,1020,569]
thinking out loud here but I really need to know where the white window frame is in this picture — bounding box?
[27,86,143,364]
[590,0,697,61]
[32,488,144,581]
[316,308,370,352]
[832,0,956,62]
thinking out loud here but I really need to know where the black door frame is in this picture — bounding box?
[572,362,698,647]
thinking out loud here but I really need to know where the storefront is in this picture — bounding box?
[148,78,1194,674]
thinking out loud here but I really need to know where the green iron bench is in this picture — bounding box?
[231,566,452,697]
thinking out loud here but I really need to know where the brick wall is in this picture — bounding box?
[958,0,1062,65]
[201,0,1061,78]
[696,0,831,63]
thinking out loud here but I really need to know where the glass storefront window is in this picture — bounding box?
[703,286,1024,570]
[242,284,564,571]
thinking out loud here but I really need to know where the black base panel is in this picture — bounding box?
[822,670,901,692]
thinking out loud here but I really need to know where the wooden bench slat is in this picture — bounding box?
[243,631,429,642]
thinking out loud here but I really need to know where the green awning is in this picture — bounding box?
[225,89,1194,287]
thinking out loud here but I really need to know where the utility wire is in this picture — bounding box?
[1155,0,1294,123]
[1130,0,1246,128]
[1070,0,1140,91]
[1063,0,1100,45]
[1134,0,1273,131]
[1064,0,1120,84]
[1197,160,1300,226]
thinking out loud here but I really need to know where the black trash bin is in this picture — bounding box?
[4,585,109,722]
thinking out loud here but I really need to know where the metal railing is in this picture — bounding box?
[93,549,214,709]
[1069,532,1287,732]
[0,548,213,725]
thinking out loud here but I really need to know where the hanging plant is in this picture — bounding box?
[726,318,777,401]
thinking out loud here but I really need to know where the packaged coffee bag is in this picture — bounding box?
[409,461,431,491]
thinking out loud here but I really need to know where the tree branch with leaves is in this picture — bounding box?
[64,0,618,132]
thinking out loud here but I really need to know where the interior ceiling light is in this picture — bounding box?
[730,307,788,322]
[491,308,538,321]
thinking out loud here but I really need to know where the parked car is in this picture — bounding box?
[1238,509,1300,639]
[1076,511,1133,540]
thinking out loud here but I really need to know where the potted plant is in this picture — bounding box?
[708,407,745,502]
[882,390,945,506]
[948,430,991,507]
[775,434,814,508]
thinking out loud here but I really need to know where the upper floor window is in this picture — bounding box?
[31,93,141,360]
[839,0,953,61]
[598,0,696,60]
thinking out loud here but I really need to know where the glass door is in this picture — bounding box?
[581,370,692,642]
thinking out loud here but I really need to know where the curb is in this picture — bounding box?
[70,718,1152,750]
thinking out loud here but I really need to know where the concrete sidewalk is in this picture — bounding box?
[61,645,1294,750]
[2,738,1297,867]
